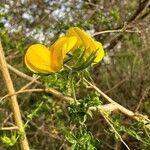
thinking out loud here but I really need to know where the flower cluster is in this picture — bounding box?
[25,27,104,73]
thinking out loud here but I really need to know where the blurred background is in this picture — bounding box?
[0,0,149,149]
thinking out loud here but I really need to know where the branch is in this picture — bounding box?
[92,28,141,36]
[0,41,29,150]
[0,126,19,131]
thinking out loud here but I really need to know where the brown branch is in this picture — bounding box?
[0,41,29,150]
[0,89,45,102]
[92,29,141,36]
[0,126,19,131]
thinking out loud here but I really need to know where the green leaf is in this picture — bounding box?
[71,143,77,150]
[79,133,91,144]
[65,132,77,144]
[87,144,95,150]
[1,134,17,146]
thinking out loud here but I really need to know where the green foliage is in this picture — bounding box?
[66,92,101,149]
[65,130,97,150]
[24,101,44,128]
[109,114,150,148]
[40,67,102,149]
[0,132,17,147]
[68,92,101,126]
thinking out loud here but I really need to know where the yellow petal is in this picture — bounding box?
[62,36,77,56]
[25,44,54,73]
[66,27,82,49]
[93,41,105,63]
[50,36,77,71]
[66,27,96,50]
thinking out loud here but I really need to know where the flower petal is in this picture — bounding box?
[25,44,54,73]
[66,27,96,50]
[50,36,77,71]
[93,41,105,63]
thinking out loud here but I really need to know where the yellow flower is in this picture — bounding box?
[24,27,104,74]
[25,36,77,73]
[66,27,104,63]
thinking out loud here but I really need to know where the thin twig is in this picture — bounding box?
[105,77,128,93]
[0,126,19,130]
[0,41,29,150]
[20,76,40,91]
[135,86,150,112]
[101,112,131,150]
[0,89,45,102]
[92,29,141,36]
